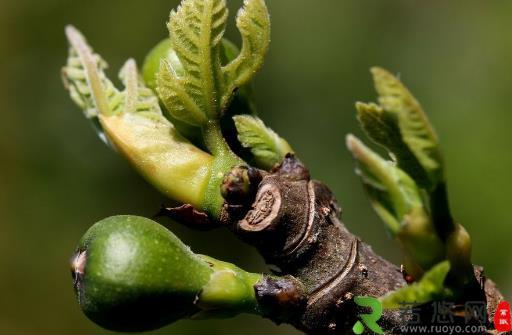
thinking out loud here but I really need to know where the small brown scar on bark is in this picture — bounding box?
[320,206,331,216]
[358,264,368,278]
[335,292,354,308]
[272,154,310,181]
[254,275,307,323]
[156,204,218,230]
[238,183,281,232]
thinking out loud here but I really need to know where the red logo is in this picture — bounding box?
[494,301,512,333]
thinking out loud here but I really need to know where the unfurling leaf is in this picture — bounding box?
[346,135,422,234]
[157,0,228,126]
[234,115,292,170]
[142,38,256,143]
[157,0,269,126]
[346,135,446,275]
[356,102,430,187]
[157,60,210,126]
[63,26,213,207]
[358,67,444,190]
[380,261,451,309]
[221,38,258,116]
[63,26,123,118]
[222,0,270,110]
[62,26,124,143]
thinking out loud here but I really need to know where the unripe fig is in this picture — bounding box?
[142,39,183,92]
[141,38,201,143]
[71,216,261,332]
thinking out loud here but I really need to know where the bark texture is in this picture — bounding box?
[194,155,503,333]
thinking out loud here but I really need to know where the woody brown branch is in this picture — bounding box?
[218,155,504,334]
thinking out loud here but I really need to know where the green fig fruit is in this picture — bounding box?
[71,215,261,332]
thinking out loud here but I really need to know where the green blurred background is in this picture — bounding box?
[1,0,511,334]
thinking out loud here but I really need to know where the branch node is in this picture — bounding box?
[254,275,307,324]
[272,154,310,181]
[238,183,281,232]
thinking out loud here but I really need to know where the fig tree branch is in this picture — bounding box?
[61,0,507,334]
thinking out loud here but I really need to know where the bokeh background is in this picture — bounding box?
[1,0,511,334]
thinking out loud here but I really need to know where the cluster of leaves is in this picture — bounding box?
[157,0,270,126]
[62,0,293,217]
[347,68,473,306]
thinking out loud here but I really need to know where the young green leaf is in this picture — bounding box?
[118,60,162,118]
[157,0,228,126]
[346,135,423,235]
[221,38,258,116]
[222,0,270,110]
[362,68,457,242]
[62,25,124,144]
[233,115,292,170]
[157,60,210,126]
[157,0,269,126]
[101,62,214,207]
[380,261,451,309]
[63,26,214,208]
[346,135,447,275]
[142,38,257,144]
[370,67,444,190]
[356,102,429,186]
